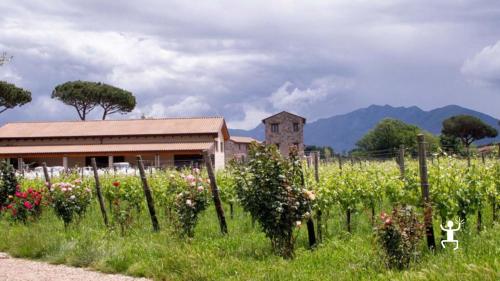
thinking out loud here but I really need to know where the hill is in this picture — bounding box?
[229,105,500,152]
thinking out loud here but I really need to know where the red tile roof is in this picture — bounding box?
[0,117,230,140]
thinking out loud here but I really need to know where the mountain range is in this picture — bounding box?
[229,105,500,152]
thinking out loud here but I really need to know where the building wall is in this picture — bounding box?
[225,140,250,162]
[0,134,216,146]
[263,112,305,156]
[213,131,225,170]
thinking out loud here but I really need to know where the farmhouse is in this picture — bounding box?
[263,111,306,156]
[225,136,261,162]
[0,117,229,170]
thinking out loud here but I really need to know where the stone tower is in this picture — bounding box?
[262,111,306,156]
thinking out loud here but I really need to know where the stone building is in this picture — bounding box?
[0,117,229,170]
[225,136,260,162]
[262,111,306,156]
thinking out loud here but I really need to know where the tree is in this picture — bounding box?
[0,81,32,114]
[52,81,136,120]
[355,118,437,157]
[441,115,498,165]
[305,145,334,159]
[98,83,136,120]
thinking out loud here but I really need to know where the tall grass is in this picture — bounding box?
[0,201,499,281]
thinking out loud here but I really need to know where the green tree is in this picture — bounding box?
[98,83,136,120]
[52,81,136,120]
[441,115,498,165]
[0,81,32,114]
[305,145,334,159]
[355,118,437,157]
[442,115,498,148]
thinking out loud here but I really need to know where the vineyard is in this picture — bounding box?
[0,145,499,281]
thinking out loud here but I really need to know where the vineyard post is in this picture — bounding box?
[313,151,322,243]
[350,155,354,166]
[137,155,160,232]
[91,158,109,227]
[417,134,436,250]
[481,152,485,165]
[202,150,228,235]
[398,145,405,179]
[42,162,51,190]
[338,154,343,171]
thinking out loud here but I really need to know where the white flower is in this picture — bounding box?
[186,199,193,207]
[304,190,316,201]
[197,186,204,192]
[296,221,302,227]
[193,168,200,175]
[70,195,76,200]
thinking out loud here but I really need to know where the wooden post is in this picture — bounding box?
[137,155,160,232]
[417,134,436,250]
[350,155,354,166]
[91,158,109,227]
[313,151,322,243]
[203,150,228,235]
[398,145,405,179]
[481,152,485,165]
[42,162,51,190]
[338,155,343,171]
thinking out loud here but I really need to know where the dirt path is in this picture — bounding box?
[0,253,151,281]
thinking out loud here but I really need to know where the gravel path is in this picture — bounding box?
[0,253,151,281]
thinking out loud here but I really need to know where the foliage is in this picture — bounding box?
[0,81,32,114]
[102,177,143,234]
[441,115,498,148]
[0,160,18,207]
[52,80,135,120]
[48,180,92,226]
[173,170,210,237]
[376,206,424,270]
[304,145,334,159]
[97,83,136,120]
[1,186,43,223]
[234,143,314,258]
[355,118,437,157]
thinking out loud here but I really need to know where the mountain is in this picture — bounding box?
[229,105,500,152]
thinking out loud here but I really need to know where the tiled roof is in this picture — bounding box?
[229,136,261,143]
[0,142,214,156]
[0,117,229,140]
[261,111,306,123]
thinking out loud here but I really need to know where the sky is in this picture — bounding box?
[0,0,499,129]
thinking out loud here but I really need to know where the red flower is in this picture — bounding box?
[15,191,22,198]
[112,181,121,187]
[27,188,34,193]
[24,201,33,210]
[6,204,13,209]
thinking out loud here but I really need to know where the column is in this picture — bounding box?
[63,156,68,170]
[17,158,23,171]
[108,155,114,169]
[155,154,160,168]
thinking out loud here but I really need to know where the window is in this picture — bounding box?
[293,122,299,132]
[214,140,219,152]
[271,123,280,133]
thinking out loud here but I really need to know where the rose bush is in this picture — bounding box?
[102,177,143,234]
[1,186,42,223]
[173,169,210,237]
[375,205,423,270]
[49,179,92,226]
[234,144,314,259]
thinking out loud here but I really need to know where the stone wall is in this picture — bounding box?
[263,112,305,156]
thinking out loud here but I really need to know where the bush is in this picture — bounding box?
[173,169,210,237]
[375,205,424,270]
[2,186,43,223]
[102,178,143,235]
[48,179,92,226]
[0,161,18,208]
[234,144,314,259]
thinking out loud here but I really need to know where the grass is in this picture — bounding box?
[0,202,499,281]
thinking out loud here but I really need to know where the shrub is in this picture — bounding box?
[49,179,92,226]
[2,186,43,223]
[173,169,210,237]
[0,161,18,208]
[102,178,143,235]
[375,205,424,270]
[234,144,314,259]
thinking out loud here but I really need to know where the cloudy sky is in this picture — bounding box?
[1,0,499,129]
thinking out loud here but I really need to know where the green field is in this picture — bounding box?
[1,201,498,281]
